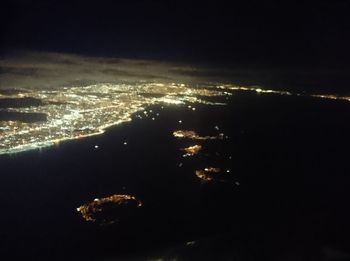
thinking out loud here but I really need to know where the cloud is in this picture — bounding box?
[0,51,211,90]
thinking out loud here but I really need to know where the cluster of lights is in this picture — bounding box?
[173,128,236,184]
[195,168,221,182]
[1,81,349,155]
[181,144,202,157]
[0,82,228,155]
[173,130,225,140]
[217,84,350,102]
[310,94,350,102]
[194,167,236,184]
[76,194,142,225]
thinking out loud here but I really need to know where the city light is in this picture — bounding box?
[76,194,142,225]
[1,82,349,155]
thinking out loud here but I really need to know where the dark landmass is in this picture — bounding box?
[0,97,43,108]
[138,93,165,98]
[0,111,47,123]
[0,89,29,96]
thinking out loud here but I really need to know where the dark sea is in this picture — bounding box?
[0,91,350,261]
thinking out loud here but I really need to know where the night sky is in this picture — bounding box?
[1,0,350,67]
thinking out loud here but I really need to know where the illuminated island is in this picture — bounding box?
[76,194,142,225]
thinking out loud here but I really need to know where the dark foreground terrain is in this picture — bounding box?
[0,92,349,260]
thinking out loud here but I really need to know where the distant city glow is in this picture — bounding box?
[310,94,350,102]
[216,84,350,101]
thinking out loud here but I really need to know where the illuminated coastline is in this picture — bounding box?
[1,82,349,155]
[0,82,227,155]
[216,84,350,102]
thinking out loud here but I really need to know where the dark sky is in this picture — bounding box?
[1,0,350,67]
